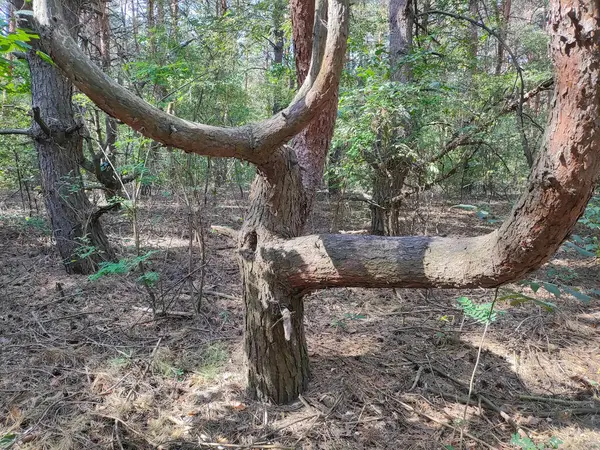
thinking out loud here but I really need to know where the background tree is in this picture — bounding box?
[4,0,115,274]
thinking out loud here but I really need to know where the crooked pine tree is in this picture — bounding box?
[34,0,600,402]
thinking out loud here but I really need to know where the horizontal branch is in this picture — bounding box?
[265,233,499,291]
[502,78,554,114]
[0,128,32,136]
[34,0,349,172]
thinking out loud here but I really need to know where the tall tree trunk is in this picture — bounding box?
[241,0,342,403]
[389,0,412,83]
[96,0,122,202]
[468,0,478,67]
[26,2,114,274]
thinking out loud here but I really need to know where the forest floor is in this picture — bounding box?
[1,187,600,450]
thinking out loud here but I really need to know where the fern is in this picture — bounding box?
[89,251,157,281]
[456,297,502,324]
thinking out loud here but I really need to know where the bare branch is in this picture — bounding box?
[32,106,52,136]
[0,128,33,136]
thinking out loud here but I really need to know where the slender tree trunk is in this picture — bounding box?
[271,0,286,114]
[495,0,511,75]
[468,0,478,67]
[389,0,412,83]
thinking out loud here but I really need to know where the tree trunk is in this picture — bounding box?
[240,151,310,403]
[467,0,478,68]
[370,160,409,235]
[495,0,511,75]
[28,52,114,274]
[369,0,414,236]
[20,0,114,274]
[240,0,341,403]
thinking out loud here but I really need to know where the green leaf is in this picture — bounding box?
[541,282,561,298]
[36,50,55,65]
[0,433,17,448]
[560,286,592,303]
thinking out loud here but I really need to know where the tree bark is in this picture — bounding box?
[240,150,310,403]
[495,0,511,75]
[23,0,114,274]
[389,0,413,82]
[370,159,410,235]
[240,0,343,403]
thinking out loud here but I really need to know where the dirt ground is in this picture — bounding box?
[1,187,599,450]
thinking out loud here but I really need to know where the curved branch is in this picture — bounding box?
[265,0,600,293]
[33,0,349,170]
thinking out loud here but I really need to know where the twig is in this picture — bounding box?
[204,290,240,301]
[114,419,124,450]
[519,395,599,406]
[197,443,294,449]
[461,288,499,445]
[131,306,194,318]
[92,413,157,447]
[535,408,600,417]
[126,337,162,401]
[372,386,495,449]
[409,366,424,391]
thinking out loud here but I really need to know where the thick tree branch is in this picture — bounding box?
[261,0,600,293]
[33,0,349,171]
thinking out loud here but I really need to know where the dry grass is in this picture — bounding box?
[1,190,599,449]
